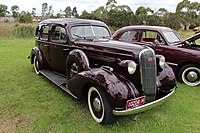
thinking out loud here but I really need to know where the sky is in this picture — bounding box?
[0,0,199,15]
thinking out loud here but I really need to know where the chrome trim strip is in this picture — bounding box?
[38,40,133,57]
[167,62,178,66]
[113,86,177,116]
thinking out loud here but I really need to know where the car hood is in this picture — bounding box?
[180,32,200,44]
[75,39,150,59]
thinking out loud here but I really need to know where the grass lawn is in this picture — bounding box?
[0,38,200,132]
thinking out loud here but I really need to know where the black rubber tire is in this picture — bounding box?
[66,56,84,79]
[179,64,200,86]
[33,56,41,75]
[88,86,115,124]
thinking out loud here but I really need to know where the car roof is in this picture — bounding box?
[120,25,172,32]
[39,18,108,27]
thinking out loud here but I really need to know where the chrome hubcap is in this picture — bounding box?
[187,71,198,82]
[93,97,101,112]
[70,63,79,77]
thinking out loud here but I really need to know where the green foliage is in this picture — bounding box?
[11,5,19,18]
[163,13,182,30]
[0,38,200,132]
[12,24,35,38]
[0,4,8,17]
[18,11,33,23]
[42,3,48,17]
[176,0,200,29]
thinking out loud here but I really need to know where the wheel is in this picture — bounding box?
[33,56,41,75]
[88,86,115,124]
[69,62,80,78]
[66,57,84,79]
[179,64,200,86]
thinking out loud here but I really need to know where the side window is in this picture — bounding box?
[41,25,49,40]
[51,26,67,43]
[142,31,165,44]
[119,30,139,42]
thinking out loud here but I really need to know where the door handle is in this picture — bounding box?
[63,48,70,51]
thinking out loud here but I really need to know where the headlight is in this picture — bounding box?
[159,56,165,68]
[128,61,137,74]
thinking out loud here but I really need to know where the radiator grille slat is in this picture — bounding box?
[139,48,156,102]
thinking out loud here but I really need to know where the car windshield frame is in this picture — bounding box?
[70,25,111,40]
[162,31,182,44]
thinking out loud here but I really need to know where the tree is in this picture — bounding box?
[106,5,134,28]
[11,5,19,18]
[93,6,107,21]
[42,3,48,17]
[163,13,181,30]
[18,11,33,23]
[32,8,36,17]
[79,10,93,19]
[0,4,8,17]
[156,8,168,16]
[135,6,154,25]
[106,0,117,10]
[176,0,200,30]
[135,6,153,16]
[64,6,72,18]
[47,5,54,18]
[72,7,78,18]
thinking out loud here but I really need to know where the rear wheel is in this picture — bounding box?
[88,86,115,124]
[179,64,200,86]
[33,56,40,75]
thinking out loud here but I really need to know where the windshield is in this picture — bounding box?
[163,31,181,44]
[71,25,110,39]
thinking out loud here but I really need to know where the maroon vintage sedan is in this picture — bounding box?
[113,26,200,86]
[29,19,177,124]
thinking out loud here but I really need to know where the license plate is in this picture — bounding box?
[126,96,146,110]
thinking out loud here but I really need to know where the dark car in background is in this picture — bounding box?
[113,26,200,86]
[29,19,177,124]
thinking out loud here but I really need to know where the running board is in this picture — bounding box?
[39,69,77,99]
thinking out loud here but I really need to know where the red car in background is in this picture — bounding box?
[113,26,200,86]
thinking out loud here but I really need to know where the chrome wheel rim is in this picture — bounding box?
[182,67,200,86]
[70,62,79,78]
[33,56,40,75]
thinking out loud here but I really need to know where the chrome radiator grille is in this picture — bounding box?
[139,48,156,102]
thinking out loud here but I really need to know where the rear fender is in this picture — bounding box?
[68,68,140,108]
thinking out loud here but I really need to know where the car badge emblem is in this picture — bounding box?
[148,58,153,63]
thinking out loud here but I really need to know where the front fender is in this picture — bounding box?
[30,46,47,69]
[157,63,176,92]
[68,68,140,109]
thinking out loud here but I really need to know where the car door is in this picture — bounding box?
[38,25,51,66]
[49,25,70,75]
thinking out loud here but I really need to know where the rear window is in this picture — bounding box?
[119,30,139,42]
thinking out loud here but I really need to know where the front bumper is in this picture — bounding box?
[113,85,178,116]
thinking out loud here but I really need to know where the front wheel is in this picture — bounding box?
[179,64,200,86]
[88,86,115,124]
